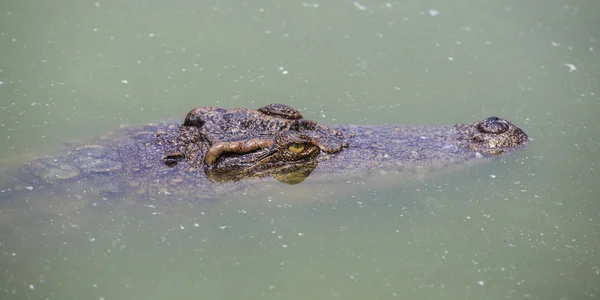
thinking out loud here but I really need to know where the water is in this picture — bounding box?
[1,0,599,299]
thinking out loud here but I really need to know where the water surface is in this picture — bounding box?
[1,0,599,299]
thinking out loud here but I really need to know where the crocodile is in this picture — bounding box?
[1,104,528,201]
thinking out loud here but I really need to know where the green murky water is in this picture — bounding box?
[1,0,599,299]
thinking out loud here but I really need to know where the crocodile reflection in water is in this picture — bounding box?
[2,104,528,200]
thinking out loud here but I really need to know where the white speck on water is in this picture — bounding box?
[477,280,484,286]
[564,63,576,72]
[297,232,305,236]
[29,284,34,290]
[148,33,155,38]
[219,225,227,230]
[89,237,95,242]
[94,2,100,7]
[551,41,560,47]
[282,244,288,248]
[489,174,496,178]
[180,225,185,230]
[448,57,454,61]
[120,80,128,84]
[12,252,16,256]
[590,47,594,52]
[428,9,439,16]
[194,223,199,227]
[0,81,3,85]
[301,2,319,8]
[353,2,367,11]
[93,28,98,32]
[25,186,33,191]
[278,66,289,75]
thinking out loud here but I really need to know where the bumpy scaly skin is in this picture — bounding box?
[455,117,528,155]
[2,104,528,200]
[183,105,347,154]
[205,132,321,184]
[314,117,528,176]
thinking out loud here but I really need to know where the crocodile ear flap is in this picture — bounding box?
[204,138,275,166]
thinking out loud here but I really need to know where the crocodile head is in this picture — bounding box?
[454,116,529,155]
[183,104,348,154]
[169,104,347,183]
[203,131,321,184]
[161,104,335,183]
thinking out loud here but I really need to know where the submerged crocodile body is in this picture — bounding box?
[1,104,528,201]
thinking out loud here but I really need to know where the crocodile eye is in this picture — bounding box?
[288,143,305,153]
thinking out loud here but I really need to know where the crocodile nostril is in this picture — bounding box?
[477,117,509,134]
